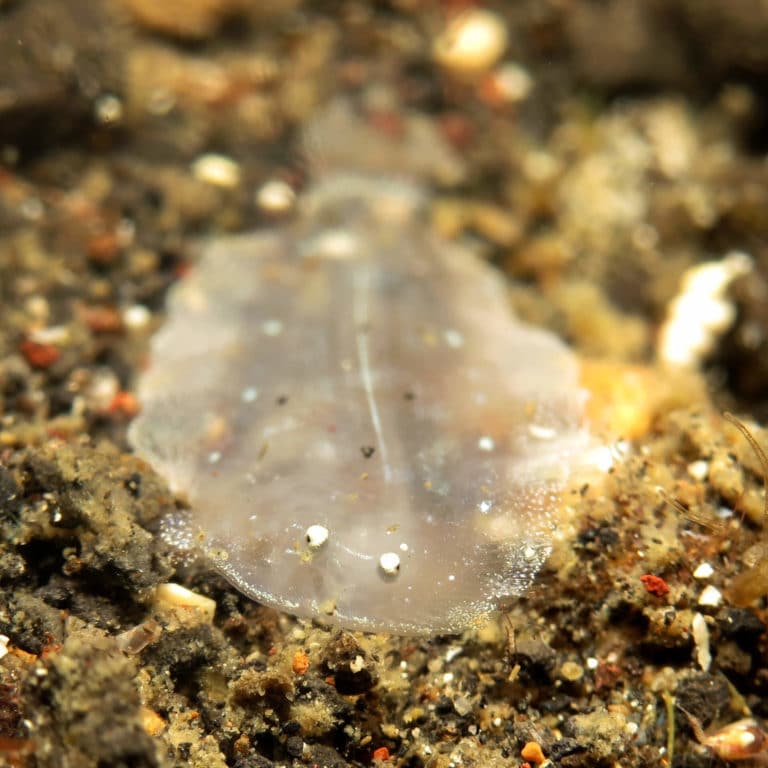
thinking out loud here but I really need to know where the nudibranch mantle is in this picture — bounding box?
[129,103,594,634]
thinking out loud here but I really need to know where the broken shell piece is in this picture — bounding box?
[658,251,752,368]
[114,619,162,654]
[692,562,714,580]
[683,710,768,762]
[691,612,711,671]
[191,153,241,188]
[698,584,723,607]
[153,583,216,625]
[256,179,296,215]
[139,706,167,737]
[433,9,509,77]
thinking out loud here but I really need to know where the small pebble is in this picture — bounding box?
[698,584,723,607]
[484,62,533,104]
[25,296,50,322]
[124,0,246,39]
[432,9,508,77]
[687,460,710,480]
[191,153,241,188]
[123,304,152,331]
[139,706,167,737]
[94,93,124,124]
[292,651,310,675]
[444,646,463,663]
[693,562,714,580]
[256,179,296,214]
[521,741,546,765]
[659,251,752,367]
[20,339,60,369]
[153,582,216,624]
[20,197,44,221]
[114,620,162,654]
[453,695,472,716]
[529,424,557,440]
[560,660,584,682]
[86,369,121,411]
[691,612,712,671]
[28,325,69,345]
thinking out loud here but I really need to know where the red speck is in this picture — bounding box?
[0,736,35,759]
[478,72,509,108]
[40,643,63,660]
[87,231,120,265]
[439,112,474,150]
[368,110,406,140]
[640,574,670,597]
[594,661,623,691]
[82,305,123,334]
[20,340,60,369]
[174,261,192,279]
[400,644,419,660]
[45,428,71,440]
[108,391,140,418]
[372,746,390,762]
[441,0,478,17]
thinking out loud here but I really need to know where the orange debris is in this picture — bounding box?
[20,339,60,369]
[108,391,140,417]
[521,741,546,765]
[640,574,670,597]
[292,651,309,675]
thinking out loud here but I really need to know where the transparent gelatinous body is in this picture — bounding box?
[130,118,592,634]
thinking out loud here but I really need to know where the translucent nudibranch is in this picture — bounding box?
[129,101,594,634]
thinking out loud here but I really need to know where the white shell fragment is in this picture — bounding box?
[432,9,509,77]
[255,179,296,214]
[692,612,712,672]
[152,582,216,625]
[693,562,714,580]
[658,250,752,368]
[191,153,241,188]
[129,102,593,634]
[698,584,723,607]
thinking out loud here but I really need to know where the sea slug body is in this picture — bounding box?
[129,101,594,634]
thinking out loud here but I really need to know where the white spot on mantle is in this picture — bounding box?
[262,319,284,336]
[379,552,401,576]
[478,435,495,451]
[306,524,329,549]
